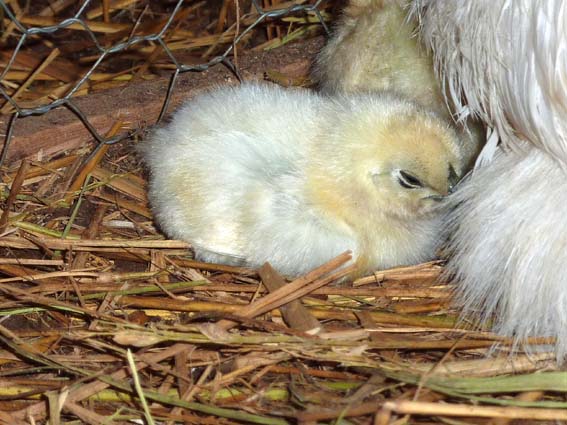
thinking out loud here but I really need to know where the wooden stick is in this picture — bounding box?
[258,263,321,334]
[0,259,64,266]
[0,236,189,249]
[0,159,30,233]
[235,252,351,318]
[71,204,108,269]
[102,0,111,23]
[1,48,60,114]
[489,392,545,425]
[178,283,450,299]
[116,295,468,330]
[18,15,130,33]
[5,154,80,181]
[353,262,442,286]
[86,0,139,19]
[64,120,123,204]
[381,400,567,421]
[216,252,353,330]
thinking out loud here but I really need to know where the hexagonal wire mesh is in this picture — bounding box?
[0,0,328,168]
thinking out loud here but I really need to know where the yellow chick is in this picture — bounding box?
[312,0,484,171]
[140,83,461,277]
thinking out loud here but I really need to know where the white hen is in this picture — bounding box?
[413,0,567,360]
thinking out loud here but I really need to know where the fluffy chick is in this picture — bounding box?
[314,0,442,114]
[313,0,484,171]
[140,83,461,277]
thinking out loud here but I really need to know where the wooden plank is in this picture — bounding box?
[0,38,322,164]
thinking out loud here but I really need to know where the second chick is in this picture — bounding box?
[140,83,461,277]
[313,0,484,171]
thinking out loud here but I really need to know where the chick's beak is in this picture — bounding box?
[425,194,446,202]
[448,165,461,194]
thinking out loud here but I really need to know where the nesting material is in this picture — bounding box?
[0,1,565,423]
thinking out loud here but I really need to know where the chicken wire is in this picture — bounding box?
[0,0,327,168]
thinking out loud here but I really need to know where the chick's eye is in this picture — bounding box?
[397,170,423,189]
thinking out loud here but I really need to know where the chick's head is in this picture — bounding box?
[310,96,461,224]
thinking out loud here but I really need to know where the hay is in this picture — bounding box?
[0,1,563,424]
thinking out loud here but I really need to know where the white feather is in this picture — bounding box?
[412,0,567,360]
[412,0,567,163]
[445,147,567,360]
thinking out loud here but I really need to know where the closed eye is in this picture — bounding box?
[397,170,423,189]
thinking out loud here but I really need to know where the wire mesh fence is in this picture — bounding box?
[0,0,328,168]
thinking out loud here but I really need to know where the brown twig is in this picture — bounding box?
[0,159,30,233]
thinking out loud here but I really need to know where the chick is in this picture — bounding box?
[140,83,461,278]
[413,0,567,360]
[314,0,442,114]
[312,0,484,171]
